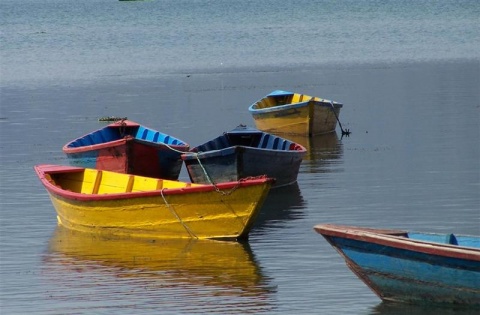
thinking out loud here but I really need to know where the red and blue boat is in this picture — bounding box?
[314,224,480,307]
[63,120,189,180]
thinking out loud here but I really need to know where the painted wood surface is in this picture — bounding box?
[63,120,189,180]
[35,164,273,240]
[181,125,306,187]
[248,90,343,136]
[314,224,480,307]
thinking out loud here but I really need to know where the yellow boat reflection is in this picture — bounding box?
[47,226,272,296]
[266,132,342,161]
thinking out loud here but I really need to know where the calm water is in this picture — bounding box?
[1,0,479,314]
[1,0,479,87]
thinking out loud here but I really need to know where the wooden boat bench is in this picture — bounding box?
[92,171,171,193]
[259,134,290,150]
[50,168,204,195]
[408,232,459,245]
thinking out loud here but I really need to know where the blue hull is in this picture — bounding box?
[181,125,306,187]
[314,224,480,307]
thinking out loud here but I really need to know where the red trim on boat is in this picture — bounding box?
[34,164,273,202]
[314,224,480,262]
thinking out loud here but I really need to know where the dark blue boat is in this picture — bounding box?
[181,125,307,188]
[314,224,480,307]
[63,120,189,180]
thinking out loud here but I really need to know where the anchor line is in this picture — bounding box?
[328,101,350,136]
[160,188,198,239]
[161,143,239,196]
[116,118,127,137]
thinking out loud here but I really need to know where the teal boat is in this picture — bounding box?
[314,224,480,307]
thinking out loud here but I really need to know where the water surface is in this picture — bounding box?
[1,0,479,314]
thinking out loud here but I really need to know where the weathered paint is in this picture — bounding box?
[63,120,189,180]
[35,164,273,240]
[248,90,343,136]
[181,125,306,187]
[314,224,480,307]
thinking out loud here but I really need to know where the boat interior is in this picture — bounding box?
[407,232,479,248]
[193,132,303,152]
[255,93,313,109]
[45,168,201,195]
[253,92,341,110]
[66,124,185,148]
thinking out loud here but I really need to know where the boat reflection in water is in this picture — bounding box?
[251,133,342,232]
[43,226,275,313]
[254,182,306,230]
[371,301,479,315]
[281,132,342,162]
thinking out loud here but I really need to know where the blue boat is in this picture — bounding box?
[314,224,480,307]
[63,120,189,180]
[181,125,307,188]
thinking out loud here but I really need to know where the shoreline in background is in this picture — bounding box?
[1,57,478,89]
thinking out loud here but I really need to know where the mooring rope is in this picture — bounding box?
[164,141,247,196]
[328,101,351,137]
[160,188,198,239]
[161,142,230,195]
[193,155,215,186]
[117,118,127,137]
[157,144,251,238]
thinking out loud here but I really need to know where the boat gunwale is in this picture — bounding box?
[62,137,130,153]
[63,137,190,154]
[35,164,273,202]
[248,98,343,115]
[314,224,480,262]
[62,120,189,154]
[181,143,307,161]
[181,126,307,161]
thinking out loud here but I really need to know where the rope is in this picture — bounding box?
[161,142,187,154]
[161,142,226,194]
[161,139,248,196]
[160,188,198,239]
[158,166,252,238]
[328,101,351,137]
[115,118,127,138]
[194,154,215,186]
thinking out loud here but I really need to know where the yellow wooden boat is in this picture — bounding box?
[46,226,270,296]
[35,164,273,240]
[248,90,344,136]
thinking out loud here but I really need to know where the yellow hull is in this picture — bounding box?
[50,184,268,240]
[311,103,341,135]
[253,103,311,135]
[249,91,343,136]
[36,165,272,240]
[46,226,268,293]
